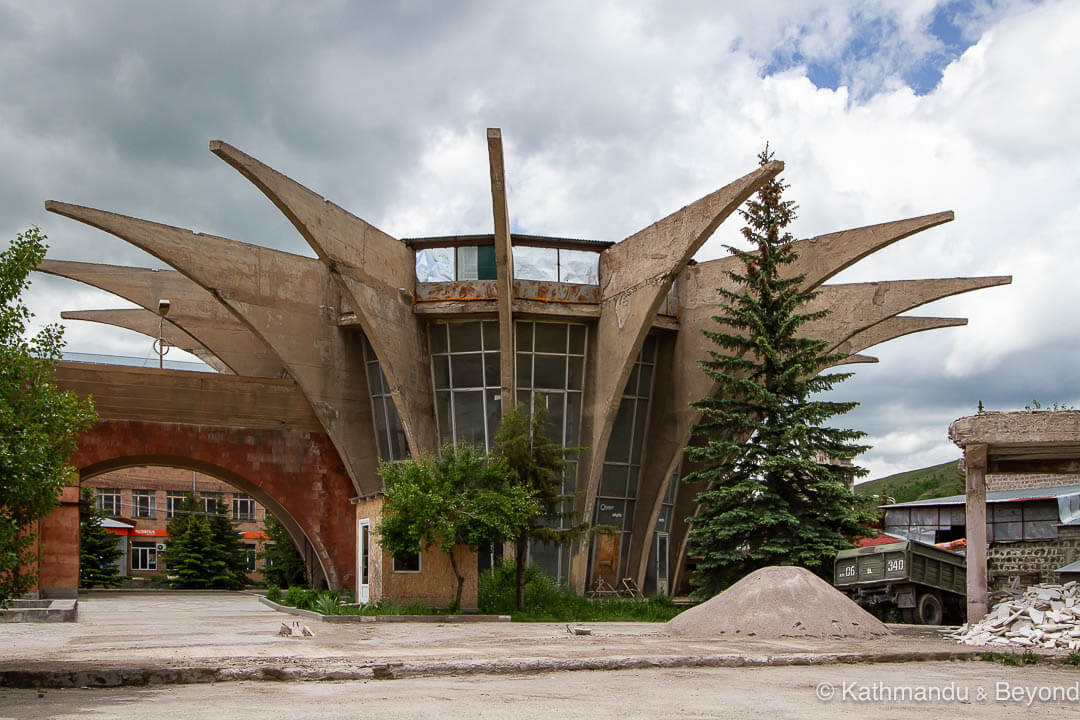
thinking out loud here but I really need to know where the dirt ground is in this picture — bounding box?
[5,662,1080,719]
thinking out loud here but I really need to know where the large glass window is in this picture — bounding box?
[429,320,502,450]
[131,543,157,571]
[591,336,657,584]
[233,493,256,522]
[362,335,409,461]
[516,320,588,585]
[166,491,186,519]
[201,492,222,515]
[415,245,496,282]
[512,247,599,285]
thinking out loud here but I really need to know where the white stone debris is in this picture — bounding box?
[278,622,293,637]
[945,581,1080,650]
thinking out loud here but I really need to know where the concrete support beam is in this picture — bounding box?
[37,260,285,378]
[45,201,380,495]
[209,140,438,456]
[965,443,989,622]
[61,308,234,374]
[571,160,782,592]
[487,129,516,413]
[832,316,968,358]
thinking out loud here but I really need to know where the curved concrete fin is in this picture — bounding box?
[684,211,955,304]
[44,201,380,495]
[61,308,234,374]
[572,160,782,591]
[834,353,878,366]
[210,140,437,455]
[37,258,285,377]
[835,316,968,357]
[807,276,1011,348]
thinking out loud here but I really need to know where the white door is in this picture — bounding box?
[358,519,370,604]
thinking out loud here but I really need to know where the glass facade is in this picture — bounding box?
[512,247,599,285]
[516,321,588,585]
[415,245,497,283]
[362,335,409,461]
[645,465,678,596]
[591,336,657,585]
[430,320,503,450]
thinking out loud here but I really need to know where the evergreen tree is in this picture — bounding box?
[261,513,307,588]
[78,487,121,588]
[684,147,873,597]
[164,492,247,589]
[493,401,584,611]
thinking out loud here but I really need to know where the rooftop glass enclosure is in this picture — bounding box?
[412,235,605,286]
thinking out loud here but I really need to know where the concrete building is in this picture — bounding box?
[37,129,1009,606]
[83,466,269,583]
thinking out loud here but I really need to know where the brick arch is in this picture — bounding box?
[71,419,356,591]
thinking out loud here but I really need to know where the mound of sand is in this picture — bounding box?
[665,566,889,639]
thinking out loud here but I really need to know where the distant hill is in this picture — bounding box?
[855,459,964,505]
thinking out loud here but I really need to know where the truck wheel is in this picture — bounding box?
[917,592,944,625]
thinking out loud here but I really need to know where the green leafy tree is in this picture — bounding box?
[684,147,873,597]
[164,492,247,589]
[78,487,121,588]
[377,443,539,609]
[493,401,584,611]
[260,513,307,588]
[0,228,97,605]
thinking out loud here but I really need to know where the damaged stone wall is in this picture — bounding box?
[989,526,1080,588]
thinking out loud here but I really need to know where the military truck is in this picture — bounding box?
[834,540,966,625]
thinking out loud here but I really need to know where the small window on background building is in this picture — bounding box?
[97,489,122,517]
[201,493,222,515]
[392,552,421,573]
[132,490,156,519]
[131,542,157,571]
[166,491,186,519]
[245,544,257,573]
[233,493,256,522]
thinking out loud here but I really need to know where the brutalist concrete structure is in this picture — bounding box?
[41,129,1009,603]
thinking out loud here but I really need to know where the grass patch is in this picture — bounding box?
[478,561,684,622]
[270,586,446,616]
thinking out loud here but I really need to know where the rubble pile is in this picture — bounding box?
[947,582,1080,649]
[666,565,889,639]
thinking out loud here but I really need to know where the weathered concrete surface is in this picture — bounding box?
[61,308,233,373]
[0,592,1002,690]
[37,260,285,377]
[44,203,379,495]
[832,316,968,358]
[71,421,355,591]
[573,161,782,592]
[0,599,77,623]
[210,140,438,457]
[6,663,1078,719]
[55,362,322,431]
[487,129,517,414]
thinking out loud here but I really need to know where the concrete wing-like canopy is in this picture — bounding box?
[44,201,380,496]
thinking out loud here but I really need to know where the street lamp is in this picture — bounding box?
[154,298,171,369]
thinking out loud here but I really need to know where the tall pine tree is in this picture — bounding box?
[79,487,121,588]
[684,146,873,597]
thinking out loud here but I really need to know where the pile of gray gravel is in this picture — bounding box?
[665,565,890,639]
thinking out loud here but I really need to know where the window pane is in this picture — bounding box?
[631,400,648,464]
[482,320,499,351]
[565,391,582,446]
[484,351,501,387]
[433,354,450,389]
[387,400,408,460]
[626,466,640,499]
[601,465,628,496]
[485,390,502,449]
[596,499,627,528]
[516,353,532,388]
[1023,502,1059,521]
[534,323,567,353]
[457,245,478,280]
[605,398,635,462]
[542,393,565,444]
[476,245,497,280]
[451,353,484,388]
[513,246,558,281]
[366,361,384,395]
[453,391,486,446]
[449,322,483,352]
[415,248,454,283]
[638,363,653,398]
[558,249,599,285]
[436,391,452,445]
[515,321,532,352]
[567,356,584,390]
[641,335,656,363]
[568,324,586,355]
[1024,521,1057,540]
[372,398,390,460]
[656,505,673,531]
[624,365,640,397]
[533,354,566,389]
[429,324,449,355]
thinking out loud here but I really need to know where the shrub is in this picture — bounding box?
[266,585,281,603]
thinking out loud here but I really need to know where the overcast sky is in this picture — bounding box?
[4,0,1077,480]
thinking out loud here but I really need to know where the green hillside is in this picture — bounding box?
[855,459,964,505]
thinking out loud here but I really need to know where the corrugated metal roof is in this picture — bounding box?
[1055,560,1080,574]
[881,484,1080,509]
[62,351,215,373]
[101,518,134,529]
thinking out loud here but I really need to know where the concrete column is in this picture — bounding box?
[487,128,516,412]
[965,442,989,622]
